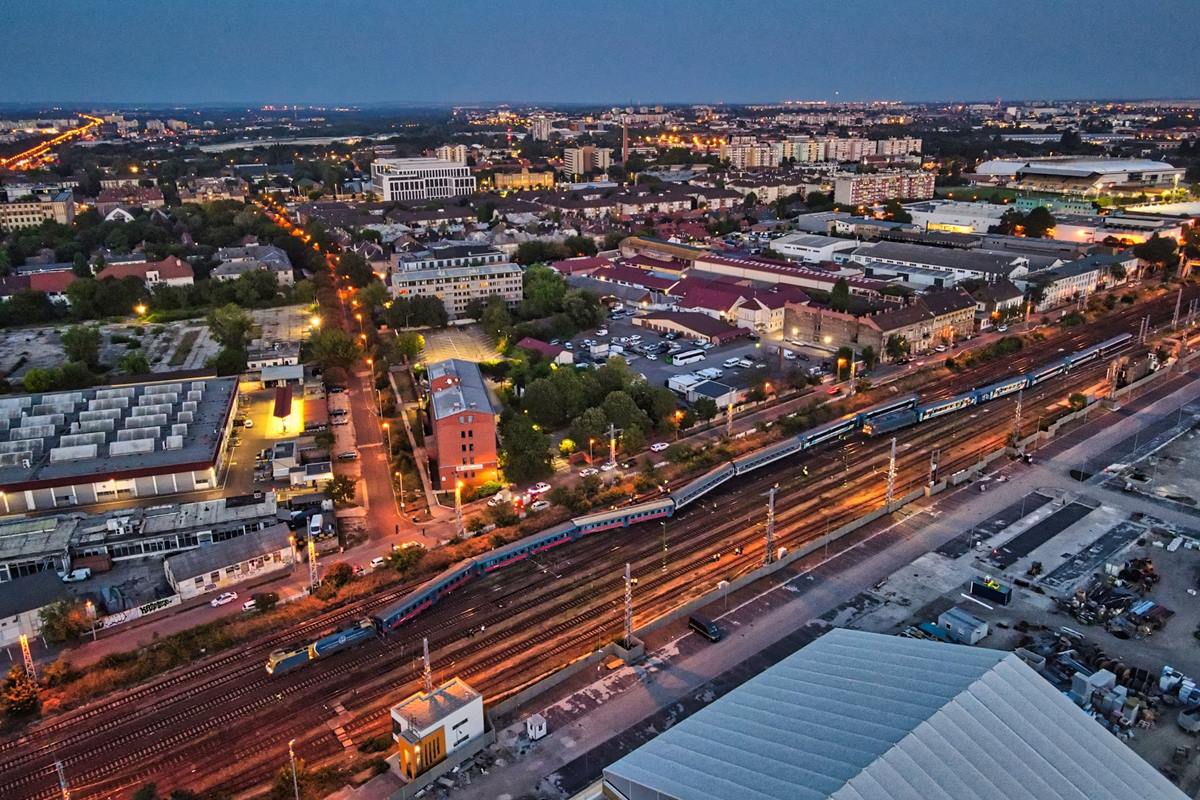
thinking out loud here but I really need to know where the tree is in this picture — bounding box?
[291,279,317,304]
[2,665,39,717]
[514,240,570,266]
[1135,234,1180,275]
[883,199,912,223]
[570,406,609,447]
[1068,393,1088,411]
[206,303,256,349]
[522,265,567,318]
[133,785,160,800]
[602,390,652,434]
[386,545,426,576]
[208,346,248,376]
[499,415,553,483]
[22,367,58,393]
[337,252,375,288]
[254,592,279,612]
[884,334,910,362]
[1024,206,1056,238]
[860,345,878,371]
[354,281,388,312]
[314,430,335,449]
[390,331,425,363]
[563,235,598,257]
[38,599,91,643]
[119,350,151,375]
[829,278,850,312]
[479,295,513,340]
[307,328,361,371]
[60,325,101,367]
[324,561,354,587]
[561,289,605,330]
[692,396,718,422]
[324,475,358,505]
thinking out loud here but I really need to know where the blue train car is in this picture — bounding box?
[265,646,311,676]
[477,521,577,573]
[371,561,476,632]
[673,464,735,509]
[1028,360,1067,386]
[800,417,858,449]
[731,436,804,475]
[575,498,674,535]
[1098,333,1132,355]
[974,376,1029,403]
[854,393,920,425]
[917,393,975,422]
[862,408,918,437]
[310,618,375,659]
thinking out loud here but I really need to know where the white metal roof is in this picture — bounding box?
[603,629,1185,800]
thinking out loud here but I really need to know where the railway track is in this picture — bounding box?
[0,313,1172,798]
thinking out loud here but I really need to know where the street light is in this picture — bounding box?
[455,480,465,538]
[588,438,595,464]
[85,600,97,641]
[395,469,406,510]
[134,303,147,316]
[382,421,391,455]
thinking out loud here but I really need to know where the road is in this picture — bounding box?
[0,115,102,171]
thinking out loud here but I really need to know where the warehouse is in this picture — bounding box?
[602,628,1185,800]
[0,375,238,514]
[163,522,294,600]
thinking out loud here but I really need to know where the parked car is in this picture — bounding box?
[596,328,608,336]
[530,482,552,494]
[564,342,573,350]
[783,350,797,360]
[327,386,346,394]
[650,442,670,452]
[370,556,387,570]
[997,324,1009,332]
[934,344,947,353]
[530,500,552,512]
[58,567,92,583]
[579,467,599,477]
[242,599,258,612]
[243,419,254,429]
[210,591,239,608]
[337,451,359,461]
[600,462,617,472]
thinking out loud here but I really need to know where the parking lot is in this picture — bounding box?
[561,313,834,390]
[420,325,501,365]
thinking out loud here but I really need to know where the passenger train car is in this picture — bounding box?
[267,333,1133,673]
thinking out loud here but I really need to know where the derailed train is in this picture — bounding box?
[266,333,1132,674]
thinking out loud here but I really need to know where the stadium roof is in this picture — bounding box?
[603,629,1184,800]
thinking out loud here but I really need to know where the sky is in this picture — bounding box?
[4,0,1199,106]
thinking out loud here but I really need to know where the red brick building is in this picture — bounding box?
[425,359,499,489]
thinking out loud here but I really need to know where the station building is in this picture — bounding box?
[390,677,485,780]
[0,374,238,515]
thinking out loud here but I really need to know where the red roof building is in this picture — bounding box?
[97,255,194,288]
[550,256,609,275]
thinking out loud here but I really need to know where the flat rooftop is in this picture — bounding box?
[0,375,237,491]
[390,677,480,734]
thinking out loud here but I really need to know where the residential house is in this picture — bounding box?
[96,255,194,288]
[212,244,295,286]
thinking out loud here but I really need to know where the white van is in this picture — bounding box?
[722,357,741,369]
[308,513,324,538]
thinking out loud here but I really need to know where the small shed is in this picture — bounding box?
[937,606,989,645]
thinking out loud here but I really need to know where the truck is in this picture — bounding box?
[590,343,610,358]
[696,367,724,380]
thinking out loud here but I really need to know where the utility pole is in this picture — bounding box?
[1173,285,1184,329]
[623,563,633,649]
[725,403,734,436]
[55,759,69,800]
[1012,389,1023,444]
[287,740,300,800]
[454,480,464,538]
[307,539,319,593]
[422,637,432,694]
[763,485,777,566]
[928,449,941,486]
[1107,359,1120,401]
[885,438,897,510]
[660,520,667,572]
[19,633,35,681]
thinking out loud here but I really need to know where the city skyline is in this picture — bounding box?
[6,0,1200,105]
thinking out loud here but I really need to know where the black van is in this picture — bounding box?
[688,614,722,642]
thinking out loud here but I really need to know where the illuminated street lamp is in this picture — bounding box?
[310,314,322,329]
[382,421,392,454]
[454,480,465,538]
[134,303,147,316]
[395,469,406,510]
[84,600,97,641]
[588,438,595,463]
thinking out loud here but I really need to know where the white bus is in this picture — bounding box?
[669,349,706,366]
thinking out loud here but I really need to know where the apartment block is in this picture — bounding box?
[371,158,476,201]
[833,171,935,205]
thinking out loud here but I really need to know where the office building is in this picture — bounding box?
[603,629,1185,800]
[563,146,613,177]
[0,375,238,515]
[0,190,74,231]
[434,144,468,164]
[425,359,499,488]
[833,170,935,205]
[371,157,476,202]
[492,167,555,191]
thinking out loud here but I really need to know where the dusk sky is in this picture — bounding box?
[6,0,1199,106]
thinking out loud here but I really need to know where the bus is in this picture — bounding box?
[669,349,706,366]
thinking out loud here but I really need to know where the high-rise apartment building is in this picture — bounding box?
[530,115,552,141]
[833,171,935,205]
[434,144,468,164]
[563,146,613,177]
[371,158,476,201]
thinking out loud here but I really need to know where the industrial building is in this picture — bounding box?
[163,522,294,600]
[904,199,1009,235]
[974,157,1186,196]
[0,570,71,647]
[602,628,1185,800]
[425,359,499,489]
[0,375,238,515]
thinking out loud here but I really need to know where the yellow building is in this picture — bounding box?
[391,677,484,780]
[0,190,74,231]
[493,168,555,191]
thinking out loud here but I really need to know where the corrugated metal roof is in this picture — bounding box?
[164,523,292,581]
[603,629,1185,800]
